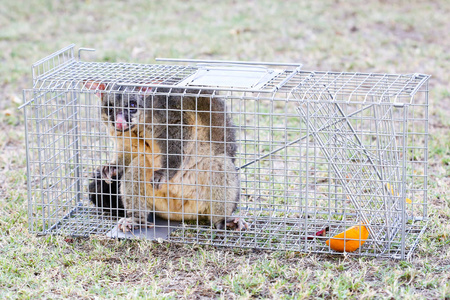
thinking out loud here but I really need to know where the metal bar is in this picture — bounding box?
[274,67,301,91]
[400,105,409,260]
[70,89,82,206]
[423,80,429,220]
[32,91,47,232]
[195,64,271,72]
[409,74,431,96]
[405,221,428,261]
[115,82,272,93]
[78,47,96,60]
[32,44,76,69]
[23,91,34,233]
[156,57,302,68]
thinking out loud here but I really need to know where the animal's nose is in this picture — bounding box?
[115,113,128,130]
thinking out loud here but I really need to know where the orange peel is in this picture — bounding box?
[326,224,369,252]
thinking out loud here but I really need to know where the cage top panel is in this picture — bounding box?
[29,45,430,105]
[32,60,298,93]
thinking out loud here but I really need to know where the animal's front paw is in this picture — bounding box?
[151,169,167,190]
[118,217,154,232]
[101,164,122,184]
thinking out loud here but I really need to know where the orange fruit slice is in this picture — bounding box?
[326,224,369,252]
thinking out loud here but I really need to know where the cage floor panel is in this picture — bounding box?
[44,205,426,259]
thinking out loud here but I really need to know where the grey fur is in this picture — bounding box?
[97,86,246,230]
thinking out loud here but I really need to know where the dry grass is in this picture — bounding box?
[0,0,449,298]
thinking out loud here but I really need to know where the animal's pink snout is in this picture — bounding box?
[115,113,128,130]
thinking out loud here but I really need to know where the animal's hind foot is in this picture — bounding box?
[150,169,167,190]
[216,217,249,231]
[227,217,249,231]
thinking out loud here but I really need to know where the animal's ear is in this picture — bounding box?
[83,80,107,98]
[134,86,153,94]
[134,85,153,106]
[134,79,164,94]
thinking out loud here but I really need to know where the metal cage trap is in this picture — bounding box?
[21,45,429,259]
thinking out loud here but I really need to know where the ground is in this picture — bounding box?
[0,0,449,298]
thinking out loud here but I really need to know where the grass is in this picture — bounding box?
[1,0,449,298]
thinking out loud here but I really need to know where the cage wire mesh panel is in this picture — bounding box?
[23,45,429,259]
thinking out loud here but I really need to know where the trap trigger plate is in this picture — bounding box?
[106,214,182,240]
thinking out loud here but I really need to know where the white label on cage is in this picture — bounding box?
[178,66,281,89]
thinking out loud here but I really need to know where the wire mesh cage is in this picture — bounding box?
[22,45,429,259]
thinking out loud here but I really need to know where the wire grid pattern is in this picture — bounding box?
[23,46,429,259]
[31,46,298,93]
